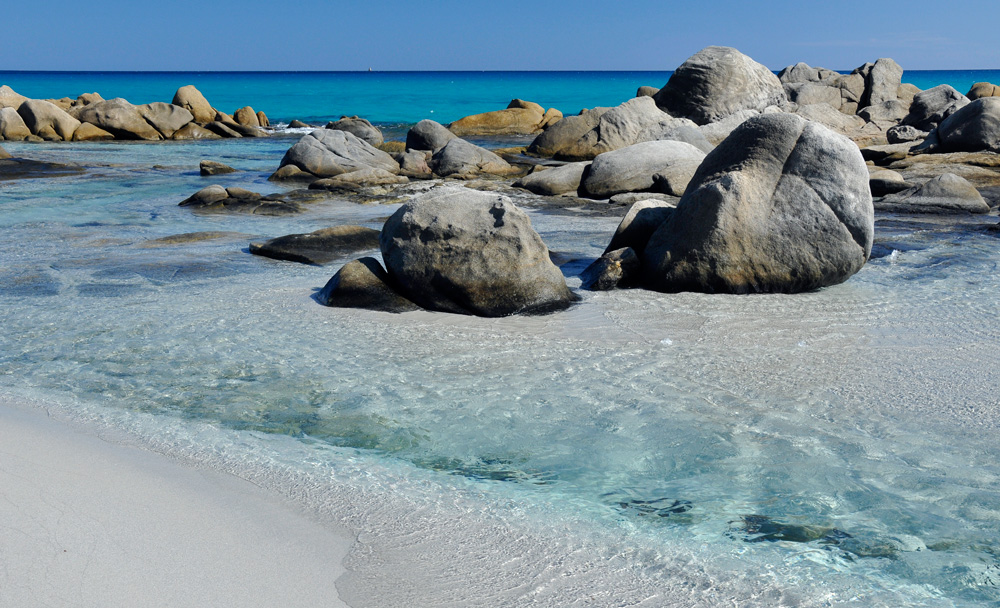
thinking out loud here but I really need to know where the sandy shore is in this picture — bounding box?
[0,398,354,608]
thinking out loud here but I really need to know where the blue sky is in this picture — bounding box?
[4,0,998,71]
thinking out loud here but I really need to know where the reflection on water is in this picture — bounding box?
[2,140,1000,606]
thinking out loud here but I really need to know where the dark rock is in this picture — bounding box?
[580,247,641,290]
[179,185,302,215]
[653,46,787,125]
[249,226,381,264]
[604,199,676,253]
[380,187,574,316]
[643,113,873,294]
[200,160,236,176]
[288,120,311,128]
[318,257,419,313]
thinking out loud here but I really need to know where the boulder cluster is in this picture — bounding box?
[0,84,269,141]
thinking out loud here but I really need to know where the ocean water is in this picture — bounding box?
[2,69,999,128]
[2,71,1000,606]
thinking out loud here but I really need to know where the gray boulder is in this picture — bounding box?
[876,173,989,214]
[405,119,456,152]
[172,85,215,124]
[0,107,31,140]
[431,138,517,177]
[777,62,841,85]
[604,198,677,254]
[77,98,163,140]
[886,124,928,144]
[581,140,706,198]
[380,187,574,316]
[643,113,873,294]
[512,161,589,196]
[901,85,969,132]
[277,129,399,178]
[793,104,866,137]
[653,46,787,125]
[395,150,433,177]
[326,116,383,146]
[856,58,904,108]
[935,97,1000,153]
[139,102,194,138]
[580,247,641,290]
[318,257,419,313]
[783,82,843,109]
[698,109,761,145]
[249,226,381,265]
[17,99,80,140]
[526,107,609,159]
[660,124,714,153]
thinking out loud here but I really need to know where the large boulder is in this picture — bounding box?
[76,98,163,140]
[405,119,457,152]
[793,103,866,138]
[326,116,383,146]
[172,85,215,124]
[380,187,574,316]
[276,129,399,178]
[875,173,989,214]
[528,97,697,161]
[0,85,28,110]
[855,58,904,108]
[234,106,260,128]
[643,113,873,294]
[967,82,1000,101]
[653,46,787,125]
[138,102,193,138]
[934,97,1000,153]
[512,161,590,196]
[0,107,31,140]
[580,140,707,198]
[448,99,554,136]
[430,138,518,177]
[901,85,969,132]
[17,99,80,140]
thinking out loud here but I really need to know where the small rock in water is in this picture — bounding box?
[249,226,381,265]
[200,160,237,176]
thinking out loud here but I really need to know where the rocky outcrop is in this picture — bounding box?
[275,129,399,179]
[326,116,383,146]
[654,46,787,125]
[855,58,904,108]
[512,161,589,196]
[528,97,698,161]
[179,185,302,215]
[76,98,164,140]
[380,187,574,316]
[405,119,457,152]
[932,98,1000,153]
[448,99,560,136]
[430,138,518,178]
[139,102,194,138]
[0,107,31,140]
[17,99,80,140]
[901,85,969,132]
[172,85,215,124]
[318,257,419,313]
[875,173,989,214]
[580,140,706,198]
[249,226,381,264]
[643,113,873,294]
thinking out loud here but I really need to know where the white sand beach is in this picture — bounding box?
[0,398,354,608]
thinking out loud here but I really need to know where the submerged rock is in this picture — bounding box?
[200,160,237,175]
[249,226,381,264]
[643,113,873,294]
[653,46,787,125]
[318,257,419,313]
[380,187,574,316]
[179,185,302,215]
[934,98,1000,153]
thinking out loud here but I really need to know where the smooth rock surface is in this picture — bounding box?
[318,257,419,313]
[249,226,381,265]
[901,85,969,132]
[581,140,706,198]
[17,99,80,140]
[653,46,787,125]
[140,102,194,138]
[935,98,1000,153]
[431,138,518,178]
[278,129,399,178]
[512,162,589,196]
[172,123,222,140]
[604,199,677,254]
[200,160,236,176]
[326,116,383,146]
[380,187,574,316]
[0,107,31,140]
[643,113,874,294]
[876,173,989,214]
[76,98,163,140]
[172,85,215,124]
[405,119,457,152]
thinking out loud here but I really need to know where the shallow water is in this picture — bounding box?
[2,139,1000,606]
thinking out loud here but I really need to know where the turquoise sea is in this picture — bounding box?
[2,71,1000,606]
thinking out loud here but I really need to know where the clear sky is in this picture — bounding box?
[4,0,998,71]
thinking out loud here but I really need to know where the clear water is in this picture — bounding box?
[3,69,998,128]
[2,70,1000,606]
